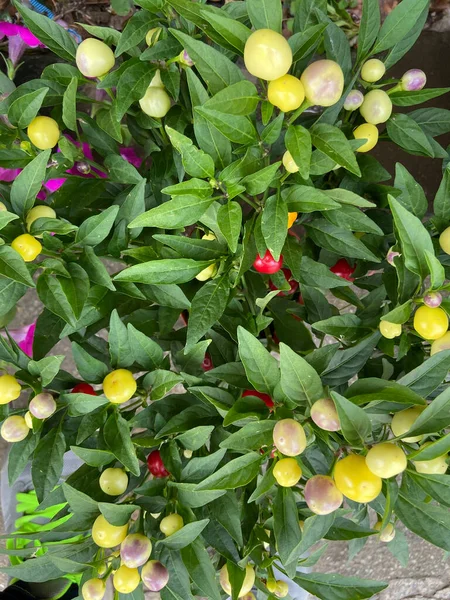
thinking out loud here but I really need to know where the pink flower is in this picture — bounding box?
[120,147,143,169]
[3,322,36,357]
[0,22,43,48]
[43,178,66,193]
[0,167,21,182]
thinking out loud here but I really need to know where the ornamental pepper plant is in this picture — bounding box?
[0,0,450,598]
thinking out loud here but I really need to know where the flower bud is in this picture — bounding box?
[343,89,364,111]
[374,521,396,542]
[179,49,194,66]
[300,59,344,107]
[29,393,56,419]
[77,161,91,175]
[183,449,193,459]
[120,533,152,569]
[424,292,442,308]
[141,560,169,592]
[1,415,30,442]
[401,69,426,92]
[146,27,162,47]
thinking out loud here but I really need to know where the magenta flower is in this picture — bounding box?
[0,167,21,182]
[120,147,143,169]
[0,23,43,48]
[3,322,36,357]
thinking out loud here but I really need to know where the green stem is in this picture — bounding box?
[287,99,313,126]
[238,193,259,211]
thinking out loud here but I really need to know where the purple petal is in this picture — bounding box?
[16,25,43,48]
[0,22,19,37]
[0,167,21,182]
[44,178,66,193]
[8,35,26,67]
[120,147,143,169]
[5,322,36,357]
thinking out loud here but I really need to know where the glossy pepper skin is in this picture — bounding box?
[147,449,170,478]
[330,258,355,281]
[253,250,283,274]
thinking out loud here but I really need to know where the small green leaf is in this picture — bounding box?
[310,124,360,176]
[331,391,371,447]
[75,206,119,247]
[62,77,77,131]
[195,452,262,490]
[8,88,48,129]
[279,343,323,407]
[10,149,51,216]
[237,326,280,395]
[114,259,214,285]
[104,412,140,476]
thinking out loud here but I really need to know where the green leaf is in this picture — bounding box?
[424,250,445,290]
[247,0,282,32]
[181,449,226,483]
[31,429,66,503]
[390,87,450,107]
[285,125,311,180]
[186,275,229,352]
[104,412,140,476]
[10,149,51,216]
[0,211,19,231]
[61,393,109,417]
[80,24,121,46]
[324,23,352,78]
[322,332,381,387]
[153,235,224,261]
[389,195,434,280]
[324,205,383,236]
[286,514,335,564]
[204,81,259,116]
[237,326,280,395]
[261,112,284,144]
[294,572,387,600]
[0,246,35,287]
[397,350,450,397]
[284,185,341,213]
[176,426,214,451]
[407,471,450,507]
[8,87,48,129]
[394,163,427,218]
[130,195,214,230]
[310,124,360,176]
[15,1,77,61]
[409,107,450,137]
[289,23,327,63]
[195,452,262,490]
[115,61,156,120]
[373,0,429,53]
[159,519,210,550]
[261,193,287,262]
[105,155,142,185]
[99,503,139,527]
[331,391,371,447]
[72,342,109,384]
[166,126,215,179]
[109,309,133,369]
[115,10,155,56]
[401,387,450,437]
[395,492,450,551]
[217,202,242,254]
[386,114,434,158]
[273,487,302,568]
[114,259,214,285]
[62,77,77,131]
[384,4,428,69]
[321,188,375,208]
[70,446,115,468]
[242,162,281,196]
[220,420,275,452]
[127,324,163,370]
[169,482,226,509]
[305,220,379,262]
[409,434,450,461]
[29,355,64,386]
[296,256,351,289]
[8,433,39,486]
[357,0,381,61]
[279,343,323,407]
[434,165,450,221]
[143,283,190,309]
[181,540,221,600]
[37,272,78,325]
[60,263,90,319]
[75,206,119,247]
[145,370,183,401]
[169,29,243,94]
[199,9,251,55]
[195,107,257,145]
[313,314,370,338]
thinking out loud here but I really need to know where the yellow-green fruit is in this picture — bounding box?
[26,205,56,237]
[365,443,407,478]
[300,59,344,107]
[0,374,21,404]
[273,418,306,456]
[27,116,60,150]
[414,445,448,474]
[275,580,289,598]
[11,234,42,262]
[24,411,33,429]
[81,577,106,600]
[379,320,402,339]
[0,202,7,211]
[282,150,299,173]
[391,407,424,443]
[359,90,392,124]
[374,521,395,542]
[76,38,115,78]
[268,75,305,112]
[103,369,137,404]
[195,263,217,281]
[439,226,450,254]
[413,305,449,340]
[361,59,386,83]
[149,69,164,88]
[273,457,302,487]
[92,515,128,548]
[1,415,30,443]
[267,578,277,593]
[99,468,128,496]
[146,27,162,46]
[113,565,140,594]
[139,87,171,118]
[333,455,382,503]
[219,563,255,598]
[353,123,379,153]
[202,233,216,241]
[243,29,292,81]
[431,331,450,356]
[160,514,184,537]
